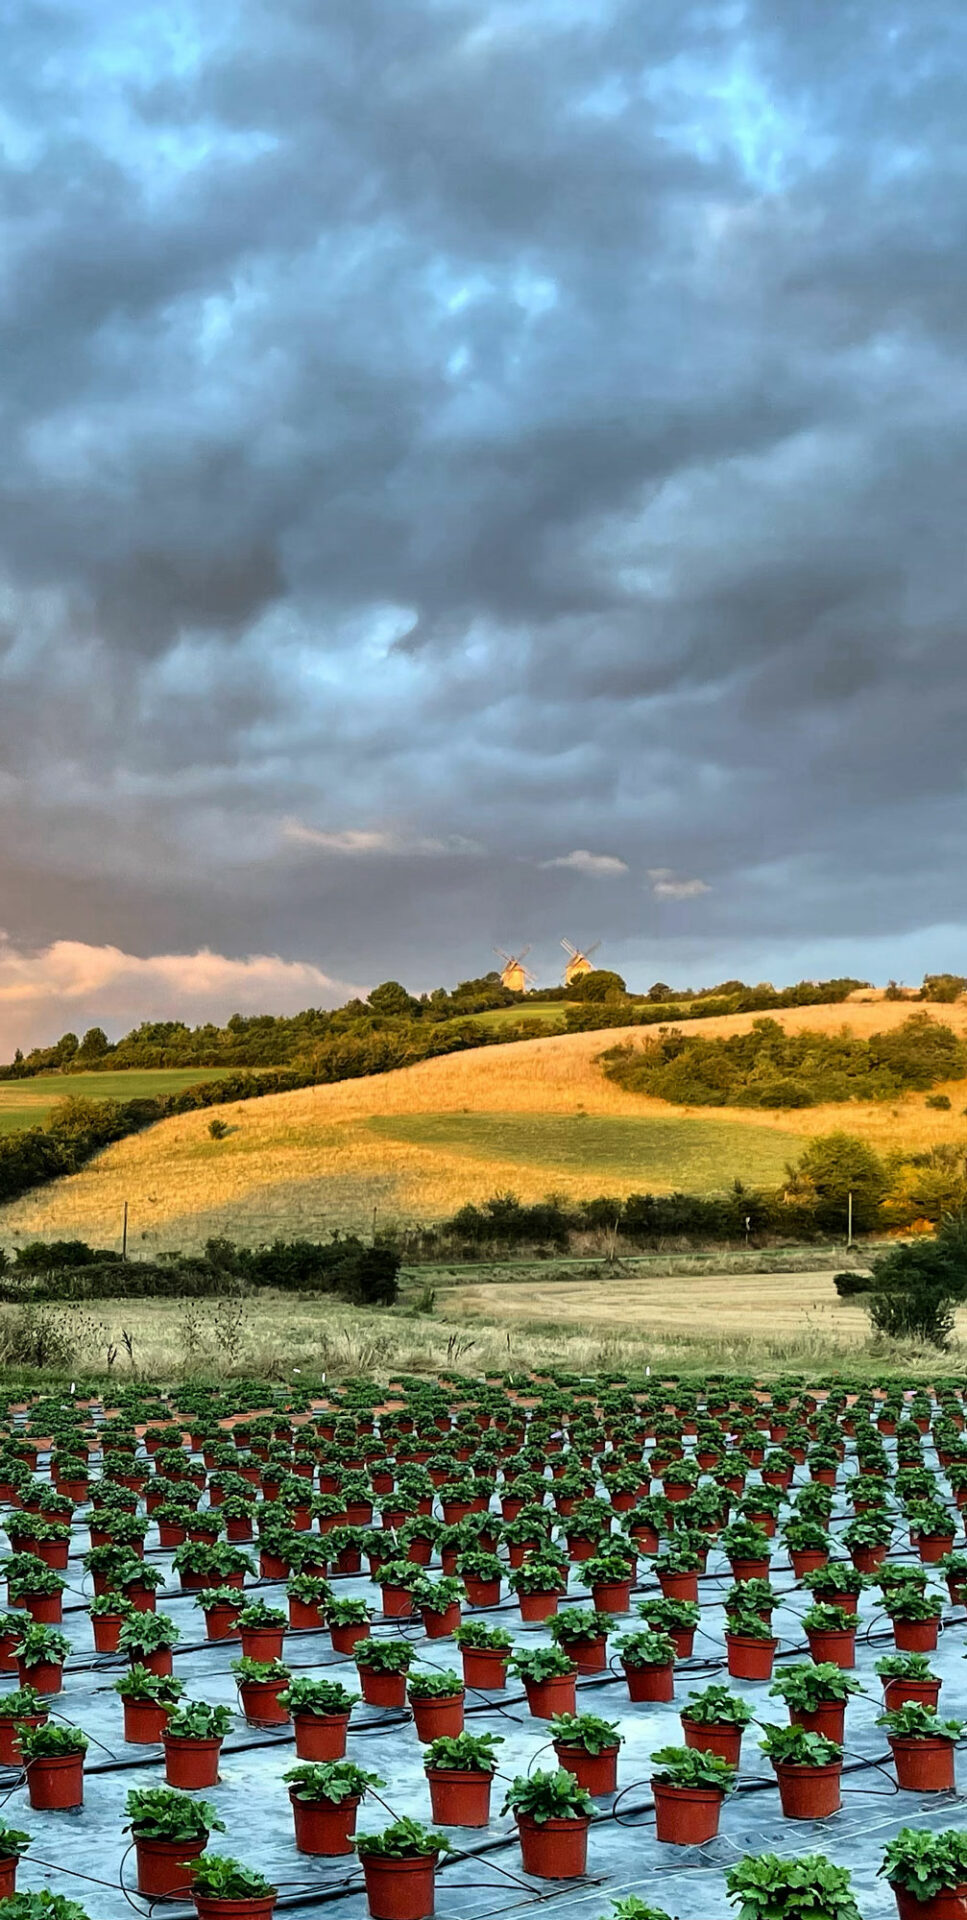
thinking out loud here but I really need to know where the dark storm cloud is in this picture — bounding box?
[1,0,967,1038]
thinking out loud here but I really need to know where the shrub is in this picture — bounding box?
[880,1830,967,1900]
[727,1853,861,1920]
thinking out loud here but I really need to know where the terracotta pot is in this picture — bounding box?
[293,1711,350,1761]
[629,1524,659,1555]
[730,1557,771,1583]
[460,1646,508,1690]
[426,1767,492,1827]
[947,1576,967,1609]
[851,1544,887,1575]
[652,1780,724,1845]
[0,1711,46,1766]
[523,1672,577,1720]
[791,1699,846,1742]
[666,1626,696,1659]
[361,1851,437,1920]
[566,1634,607,1675]
[553,1740,618,1794]
[260,1551,289,1581]
[410,1692,464,1741]
[359,1668,407,1709]
[139,1646,174,1677]
[657,1570,699,1603]
[193,1892,278,1919]
[0,1858,17,1899]
[883,1676,941,1713]
[164,1733,222,1787]
[422,1603,462,1640]
[381,1585,416,1619]
[239,1625,285,1662]
[135,1835,206,1899]
[624,1660,674,1702]
[332,1621,370,1657]
[918,1536,955,1564]
[204,1602,241,1641]
[680,1716,742,1767]
[126,1583,158,1614]
[92,1612,125,1653]
[288,1597,326,1632]
[238,1679,290,1727]
[291,1789,359,1855]
[26,1749,84,1810]
[123,1696,172,1743]
[894,1616,941,1653]
[773,1759,842,1818]
[464,1577,501,1609]
[806,1626,856,1669]
[21,1594,62,1624]
[892,1886,967,1920]
[516,1812,590,1878]
[518,1590,560,1622]
[889,1735,956,1792]
[590,1579,633,1613]
[17,1657,62,1695]
[726,1633,777,1681]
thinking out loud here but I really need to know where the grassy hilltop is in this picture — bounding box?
[2,997,967,1253]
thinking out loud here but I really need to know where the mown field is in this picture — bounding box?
[0,1066,232,1134]
[2,998,965,1252]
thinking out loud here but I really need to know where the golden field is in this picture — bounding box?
[2,998,966,1252]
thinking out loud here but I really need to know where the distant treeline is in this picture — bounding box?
[0,1234,400,1305]
[1,972,875,1078]
[600,1012,966,1109]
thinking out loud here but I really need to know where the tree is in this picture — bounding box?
[786,1133,889,1232]
[367,981,418,1017]
[865,1213,967,1348]
[569,969,627,1003]
[77,1026,110,1062]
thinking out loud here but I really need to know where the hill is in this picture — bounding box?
[0,1068,233,1136]
[2,997,966,1253]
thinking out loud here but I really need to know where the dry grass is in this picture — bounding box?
[2,998,964,1252]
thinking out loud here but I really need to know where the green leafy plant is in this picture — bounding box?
[758,1726,843,1766]
[500,1768,594,1824]
[113,1666,184,1704]
[876,1704,963,1740]
[124,1785,224,1842]
[874,1653,938,1681]
[769,1663,864,1708]
[803,1603,859,1633]
[508,1556,569,1595]
[683,1685,754,1727]
[614,1628,677,1668]
[879,1829,967,1900]
[549,1607,613,1647]
[0,1825,30,1861]
[406,1668,463,1699]
[236,1600,287,1629]
[13,1624,70,1668]
[422,1732,503,1774]
[452,1620,512,1650]
[650,1744,736,1792]
[726,1853,861,1920]
[0,1685,46,1720]
[354,1639,413,1673]
[550,1711,621,1754]
[0,1895,92,1918]
[189,1857,276,1900]
[230,1657,290,1686]
[507,1645,574,1684]
[637,1597,700,1632]
[163,1701,234,1739]
[18,1722,89,1760]
[283,1760,384,1804]
[355,1819,452,1858]
[118,1612,180,1657]
[882,1587,944,1621]
[278,1676,358,1717]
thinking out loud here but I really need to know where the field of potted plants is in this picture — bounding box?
[0,1366,965,1917]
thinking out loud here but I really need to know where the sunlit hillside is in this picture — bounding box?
[2,998,966,1252]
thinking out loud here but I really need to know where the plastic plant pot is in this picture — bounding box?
[381,1586,416,1620]
[17,1658,63,1695]
[726,1633,777,1681]
[0,1855,17,1899]
[894,1617,941,1653]
[730,1557,771,1583]
[239,1625,285,1662]
[426,1768,492,1828]
[293,1712,350,1761]
[656,1570,699,1603]
[464,1577,501,1609]
[361,1851,438,1920]
[0,1711,47,1766]
[552,1741,619,1795]
[806,1625,856,1669]
[773,1759,842,1818]
[790,1700,847,1743]
[567,1635,607,1675]
[422,1604,461,1641]
[652,1781,724,1845]
[291,1791,360,1855]
[590,1579,633,1613]
[238,1679,291,1727]
[680,1717,742,1767]
[460,1646,508,1691]
[410,1692,464,1742]
[22,1594,63,1624]
[26,1749,85,1810]
[515,1812,590,1878]
[889,1735,956,1792]
[135,1835,207,1898]
[629,1523,659,1555]
[789,1548,829,1578]
[518,1591,560,1623]
[883,1677,942,1713]
[359,1669,407,1709]
[163,1734,223,1788]
[332,1621,371,1657]
[123,1697,172,1744]
[892,1888,967,1920]
[918,1536,955,1564]
[192,1891,277,1919]
[288,1598,326,1632]
[523,1673,577,1720]
[624,1661,674,1703]
[852,1545,888,1575]
[93,1612,126,1654]
[139,1647,175,1678]
[126,1583,159,1615]
[205,1603,241,1642]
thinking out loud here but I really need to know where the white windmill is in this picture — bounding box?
[494,946,535,993]
[561,938,601,987]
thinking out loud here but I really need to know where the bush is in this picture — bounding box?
[865,1213,967,1348]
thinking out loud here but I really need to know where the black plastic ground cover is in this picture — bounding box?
[3,1423,966,1920]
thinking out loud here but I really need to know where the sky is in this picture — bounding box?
[2,0,967,1054]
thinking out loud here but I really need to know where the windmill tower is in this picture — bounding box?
[561,938,601,987]
[494,946,535,994]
